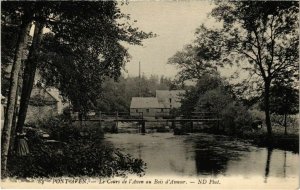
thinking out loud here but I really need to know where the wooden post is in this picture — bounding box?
[115,111,118,132]
[141,121,146,134]
[217,113,220,131]
[138,121,141,133]
[99,111,102,127]
[172,120,175,129]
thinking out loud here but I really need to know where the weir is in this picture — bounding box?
[72,111,220,133]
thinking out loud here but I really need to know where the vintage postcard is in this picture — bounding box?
[1,0,299,189]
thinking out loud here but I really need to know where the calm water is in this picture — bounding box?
[104,132,298,185]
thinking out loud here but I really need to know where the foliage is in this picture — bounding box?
[211,1,299,78]
[195,86,253,134]
[1,24,20,97]
[7,139,146,178]
[268,82,299,116]
[271,114,298,129]
[34,1,155,114]
[180,73,225,118]
[259,78,298,133]
[179,72,254,134]
[2,1,155,116]
[196,88,232,113]
[221,102,253,134]
[167,26,222,83]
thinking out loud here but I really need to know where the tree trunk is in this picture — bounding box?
[16,22,44,136]
[1,22,32,173]
[9,61,25,156]
[283,91,288,135]
[264,81,272,138]
[284,113,287,135]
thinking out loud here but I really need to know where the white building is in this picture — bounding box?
[130,90,185,118]
[156,90,185,109]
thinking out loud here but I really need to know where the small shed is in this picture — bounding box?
[26,84,59,123]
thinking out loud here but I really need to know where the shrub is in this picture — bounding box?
[221,102,253,135]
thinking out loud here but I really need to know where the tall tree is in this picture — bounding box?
[16,21,44,135]
[210,1,299,136]
[1,2,34,172]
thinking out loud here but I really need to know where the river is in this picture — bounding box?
[104,132,299,188]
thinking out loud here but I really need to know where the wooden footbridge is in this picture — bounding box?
[72,111,220,133]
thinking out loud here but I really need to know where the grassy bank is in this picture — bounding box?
[194,125,299,153]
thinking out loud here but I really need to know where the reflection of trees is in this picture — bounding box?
[169,160,185,174]
[264,148,273,183]
[283,151,287,178]
[194,144,229,175]
[138,143,142,159]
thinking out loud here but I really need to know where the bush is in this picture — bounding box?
[25,115,67,136]
[48,125,104,143]
[221,102,253,135]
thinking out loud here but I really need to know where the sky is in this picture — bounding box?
[119,1,217,79]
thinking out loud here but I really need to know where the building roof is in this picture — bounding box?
[29,84,59,106]
[130,97,163,109]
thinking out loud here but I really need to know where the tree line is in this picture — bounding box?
[95,75,178,113]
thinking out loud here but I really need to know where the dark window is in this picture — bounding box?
[161,108,164,112]
[169,98,172,103]
[146,109,149,113]
[136,109,138,113]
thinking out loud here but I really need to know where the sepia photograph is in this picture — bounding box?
[1,0,299,189]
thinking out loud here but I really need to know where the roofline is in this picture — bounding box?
[130,107,168,109]
[34,84,59,102]
[131,97,158,99]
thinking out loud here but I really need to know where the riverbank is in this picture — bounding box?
[197,128,299,153]
[241,132,299,153]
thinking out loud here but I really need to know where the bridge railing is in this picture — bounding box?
[190,112,219,119]
[95,111,144,120]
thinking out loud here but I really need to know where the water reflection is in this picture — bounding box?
[192,135,248,176]
[264,148,273,183]
[283,151,287,178]
[194,146,229,175]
